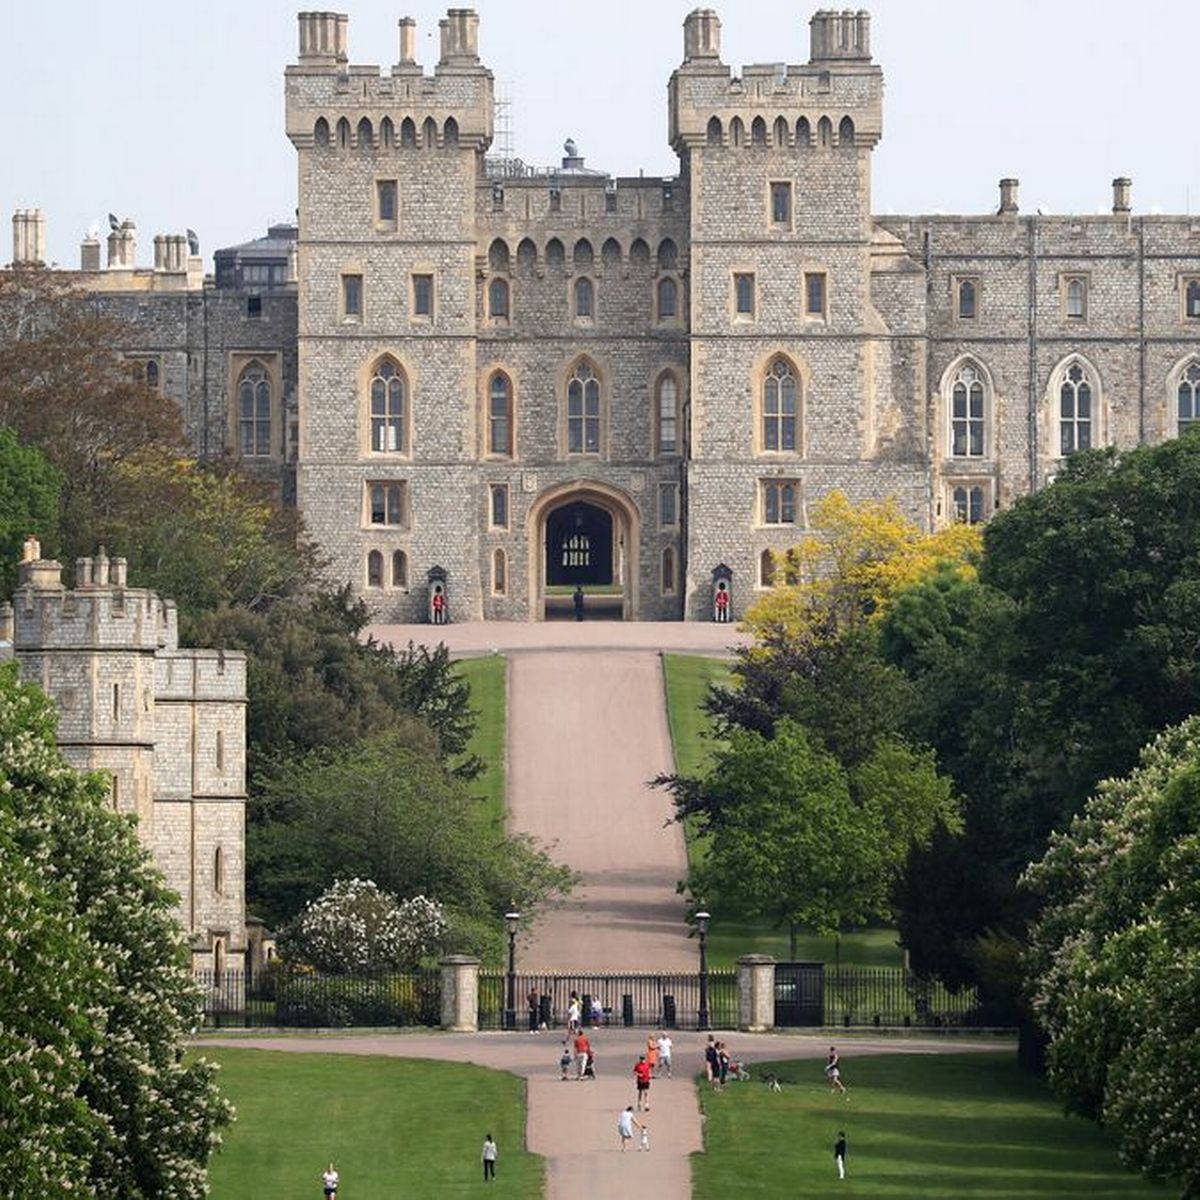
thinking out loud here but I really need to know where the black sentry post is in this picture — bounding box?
[696,909,711,1032]
[504,909,520,1031]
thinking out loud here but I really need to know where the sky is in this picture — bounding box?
[5,0,1200,269]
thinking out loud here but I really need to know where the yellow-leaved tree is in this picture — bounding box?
[745,490,981,643]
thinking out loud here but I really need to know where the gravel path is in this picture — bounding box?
[507,650,693,971]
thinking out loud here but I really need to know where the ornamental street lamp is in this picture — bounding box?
[696,909,711,1032]
[505,909,520,1032]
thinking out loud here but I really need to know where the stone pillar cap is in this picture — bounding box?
[736,953,778,964]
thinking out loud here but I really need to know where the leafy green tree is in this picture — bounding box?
[0,425,60,595]
[0,663,231,1197]
[250,733,574,955]
[662,719,959,954]
[190,592,479,783]
[1025,717,1200,1197]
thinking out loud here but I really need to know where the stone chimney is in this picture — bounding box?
[397,16,417,64]
[11,209,46,266]
[438,8,480,65]
[0,601,13,642]
[80,234,101,271]
[1112,177,1132,214]
[683,9,721,61]
[112,557,128,588]
[297,12,348,64]
[810,9,871,62]
[999,178,1019,215]
[107,219,137,269]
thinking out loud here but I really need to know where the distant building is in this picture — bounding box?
[1,540,246,971]
[9,7,1200,621]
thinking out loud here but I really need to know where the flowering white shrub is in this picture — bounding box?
[279,878,447,973]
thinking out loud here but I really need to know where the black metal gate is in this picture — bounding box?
[774,961,824,1026]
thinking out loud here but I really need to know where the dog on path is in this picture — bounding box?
[762,1072,783,1093]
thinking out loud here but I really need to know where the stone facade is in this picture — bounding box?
[1,542,247,970]
[11,7,1200,622]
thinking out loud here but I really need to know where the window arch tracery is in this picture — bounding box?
[369,358,407,453]
[761,358,799,452]
[1058,361,1095,455]
[949,363,986,457]
[656,371,679,455]
[237,361,272,457]
[488,371,513,456]
[566,360,602,454]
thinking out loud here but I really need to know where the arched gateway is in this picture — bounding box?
[527,481,640,620]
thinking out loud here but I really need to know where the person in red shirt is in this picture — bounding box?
[573,1030,591,1080]
[633,1054,653,1111]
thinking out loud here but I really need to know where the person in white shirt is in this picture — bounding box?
[656,1032,673,1078]
[481,1133,498,1181]
[321,1164,339,1198]
[617,1105,645,1153]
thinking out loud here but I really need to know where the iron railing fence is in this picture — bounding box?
[192,968,441,1029]
[477,970,739,1032]
[822,967,981,1028]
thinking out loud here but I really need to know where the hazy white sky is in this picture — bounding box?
[6,0,1199,268]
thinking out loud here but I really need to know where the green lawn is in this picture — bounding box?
[455,654,507,832]
[660,654,904,970]
[693,1051,1166,1199]
[203,1048,542,1198]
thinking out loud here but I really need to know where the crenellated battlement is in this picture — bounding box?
[11,548,173,654]
[670,7,882,152]
[286,8,493,153]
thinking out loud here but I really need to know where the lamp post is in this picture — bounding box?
[504,909,520,1032]
[696,909,711,1032]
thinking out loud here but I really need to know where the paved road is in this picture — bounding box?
[200,1029,1007,1200]
[367,619,750,658]
[507,651,693,971]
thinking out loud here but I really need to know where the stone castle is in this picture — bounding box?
[9,8,1200,621]
[1,542,246,970]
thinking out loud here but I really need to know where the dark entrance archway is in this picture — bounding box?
[545,501,613,587]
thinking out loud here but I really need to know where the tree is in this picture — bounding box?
[277,879,448,973]
[0,663,231,1198]
[250,733,574,955]
[0,267,185,564]
[1025,717,1200,1197]
[744,489,981,644]
[0,425,60,595]
[190,592,480,784]
[661,719,959,953]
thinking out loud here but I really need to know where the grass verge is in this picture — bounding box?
[203,1048,543,1198]
[455,654,507,833]
[692,1051,1164,1199]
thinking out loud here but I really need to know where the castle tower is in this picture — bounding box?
[669,9,921,617]
[9,543,247,969]
[286,9,494,620]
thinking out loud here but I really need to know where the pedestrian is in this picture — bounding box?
[559,1044,572,1080]
[633,1054,653,1110]
[321,1163,339,1198]
[590,995,605,1025]
[617,1105,644,1153]
[825,1045,847,1095]
[717,1041,730,1089]
[704,1035,719,1089]
[657,1031,673,1078]
[574,1029,591,1080]
[567,992,581,1033]
[582,1048,596,1080]
[481,1133,498,1182]
[834,1129,847,1179]
[573,584,585,620]
[527,987,539,1033]
[646,1033,660,1077]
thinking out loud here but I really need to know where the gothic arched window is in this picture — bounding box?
[958,278,976,320]
[489,277,510,319]
[1060,363,1093,455]
[238,361,272,457]
[488,371,512,456]
[574,276,594,318]
[1178,362,1200,435]
[657,277,677,319]
[950,364,985,457]
[762,358,798,452]
[566,361,601,454]
[492,548,507,596]
[392,549,408,588]
[661,547,676,594]
[369,358,406,453]
[214,846,224,895]
[367,549,383,588]
[759,549,776,587]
